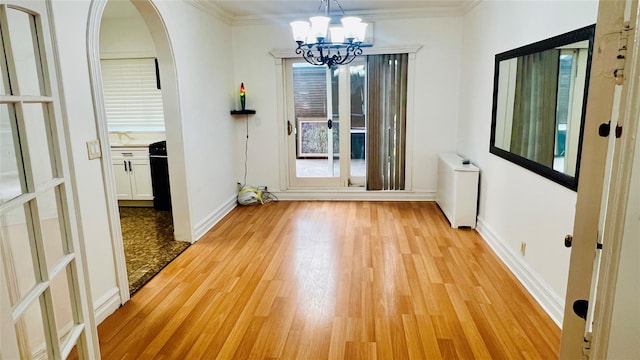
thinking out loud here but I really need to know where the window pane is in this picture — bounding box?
[350,62,366,180]
[0,22,9,95]
[50,270,75,347]
[554,53,574,174]
[1,268,21,359]
[293,63,340,178]
[6,8,44,96]
[0,104,24,203]
[0,204,38,304]
[16,297,50,359]
[22,103,55,187]
[38,189,66,271]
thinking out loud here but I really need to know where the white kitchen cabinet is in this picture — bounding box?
[111,147,153,201]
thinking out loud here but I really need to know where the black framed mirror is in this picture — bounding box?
[490,25,595,190]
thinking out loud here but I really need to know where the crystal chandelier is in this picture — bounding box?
[290,0,369,67]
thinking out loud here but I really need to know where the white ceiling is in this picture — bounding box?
[103,0,476,23]
[210,0,469,17]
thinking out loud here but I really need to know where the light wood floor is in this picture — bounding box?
[95,201,560,359]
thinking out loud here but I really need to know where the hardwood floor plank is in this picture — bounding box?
[328,316,348,359]
[90,202,560,359]
[401,314,427,359]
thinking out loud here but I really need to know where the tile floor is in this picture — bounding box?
[119,207,190,294]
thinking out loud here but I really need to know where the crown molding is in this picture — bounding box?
[185,0,483,27]
[183,0,233,24]
[460,0,482,15]
[233,7,463,27]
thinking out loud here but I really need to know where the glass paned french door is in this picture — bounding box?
[0,1,98,358]
[348,60,366,186]
[286,58,366,188]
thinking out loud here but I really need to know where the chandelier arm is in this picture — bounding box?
[297,43,321,66]
[304,55,318,66]
[347,44,364,57]
[333,50,343,65]
[340,45,359,66]
[308,47,321,66]
[317,45,327,66]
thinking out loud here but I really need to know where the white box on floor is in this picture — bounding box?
[436,153,479,228]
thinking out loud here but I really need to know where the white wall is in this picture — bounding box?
[231,16,463,194]
[153,1,237,233]
[50,1,119,311]
[458,0,598,319]
[100,14,156,57]
[49,0,237,318]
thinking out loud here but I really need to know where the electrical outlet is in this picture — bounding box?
[258,185,267,192]
[520,242,527,256]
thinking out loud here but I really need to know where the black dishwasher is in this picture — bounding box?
[149,141,172,211]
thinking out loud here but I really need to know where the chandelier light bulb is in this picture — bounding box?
[341,16,362,40]
[354,22,368,42]
[309,16,331,42]
[341,16,362,26]
[290,21,311,42]
[329,26,346,43]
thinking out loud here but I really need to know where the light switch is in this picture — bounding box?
[86,139,102,160]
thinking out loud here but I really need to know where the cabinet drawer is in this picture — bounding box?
[111,148,148,159]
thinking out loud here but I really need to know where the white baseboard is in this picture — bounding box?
[271,190,435,201]
[476,216,564,327]
[193,195,237,242]
[30,321,76,359]
[94,287,121,325]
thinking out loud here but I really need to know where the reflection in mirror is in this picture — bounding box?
[490,25,595,190]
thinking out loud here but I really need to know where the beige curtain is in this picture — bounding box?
[510,49,559,167]
[366,54,408,190]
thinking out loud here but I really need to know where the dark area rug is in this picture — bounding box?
[119,207,190,294]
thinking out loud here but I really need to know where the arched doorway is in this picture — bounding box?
[86,0,192,303]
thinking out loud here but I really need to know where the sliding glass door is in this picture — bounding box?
[285,59,366,188]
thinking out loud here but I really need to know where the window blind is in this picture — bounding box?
[100,58,164,131]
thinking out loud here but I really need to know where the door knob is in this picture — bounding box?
[573,299,588,320]
[287,121,293,135]
[564,234,573,248]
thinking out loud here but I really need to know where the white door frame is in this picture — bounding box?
[284,59,348,189]
[86,0,192,304]
[560,0,639,357]
[589,0,639,356]
[271,45,421,194]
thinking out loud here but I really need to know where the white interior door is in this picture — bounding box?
[560,0,638,358]
[0,1,99,358]
[285,59,367,188]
